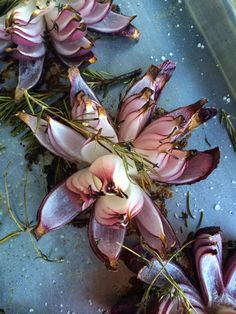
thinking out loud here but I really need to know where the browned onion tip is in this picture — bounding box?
[88,211,126,269]
[33,182,84,240]
[33,224,47,241]
[134,192,179,255]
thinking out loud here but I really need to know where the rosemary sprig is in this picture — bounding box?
[82,68,141,96]
[23,91,158,188]
[220,109,236,151]
[117,241,196,314]
[0,173,64,263]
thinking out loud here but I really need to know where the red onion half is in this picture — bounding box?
[112,227,236,314]
[0,0,139,95]
[18,61,220,266]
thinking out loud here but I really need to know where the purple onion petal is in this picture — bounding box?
[88,210,126,268]
[34,182,89,239]
[151,147,220,185]
[134,192,178,253]
[194,227,224,307]
[16,112,60,156]
[88,10,136,34]
[68,66,99,104]
[123,60,176,102]
[83,1,111,25]
[15,57,44,100]
[224,251,236,299]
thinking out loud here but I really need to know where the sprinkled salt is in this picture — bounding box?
[214,204,221,211]
[169,52,173,56]
[232,180,236,185]
[29,309,34,313]
[161,56,166,61]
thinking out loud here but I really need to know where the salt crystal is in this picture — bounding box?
[214,204,221,211]
[232,180,236,185]
[29,309,34,313]
[161,56,166,61]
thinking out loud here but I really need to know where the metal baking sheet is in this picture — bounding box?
[0,0,235,313]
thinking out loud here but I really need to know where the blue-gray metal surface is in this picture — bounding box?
[0,1,236,313]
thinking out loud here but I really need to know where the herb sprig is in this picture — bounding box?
[19,91,158,189]
[118,241,196,314]
[0,172,64,263]
[220,109,236,151]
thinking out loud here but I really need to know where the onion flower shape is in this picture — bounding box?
[0,0,139,97]
[18,60,220,267]
[112,227,236,314]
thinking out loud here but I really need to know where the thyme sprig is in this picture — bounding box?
[0,173,64,263]
[117,241,196,314]
[220,109,236,151]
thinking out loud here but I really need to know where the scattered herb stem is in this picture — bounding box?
[0,174,64,263]
[220,109,236,151]
[186,191,194,219]
[0,230,23,244]
[196,211,204,230]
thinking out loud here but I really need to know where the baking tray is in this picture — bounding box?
[0,0,236,313]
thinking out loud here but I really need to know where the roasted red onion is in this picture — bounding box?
[112,227,236,314]
[33,154,177,268]
[18,61,220,266]
[0,0,139,96]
